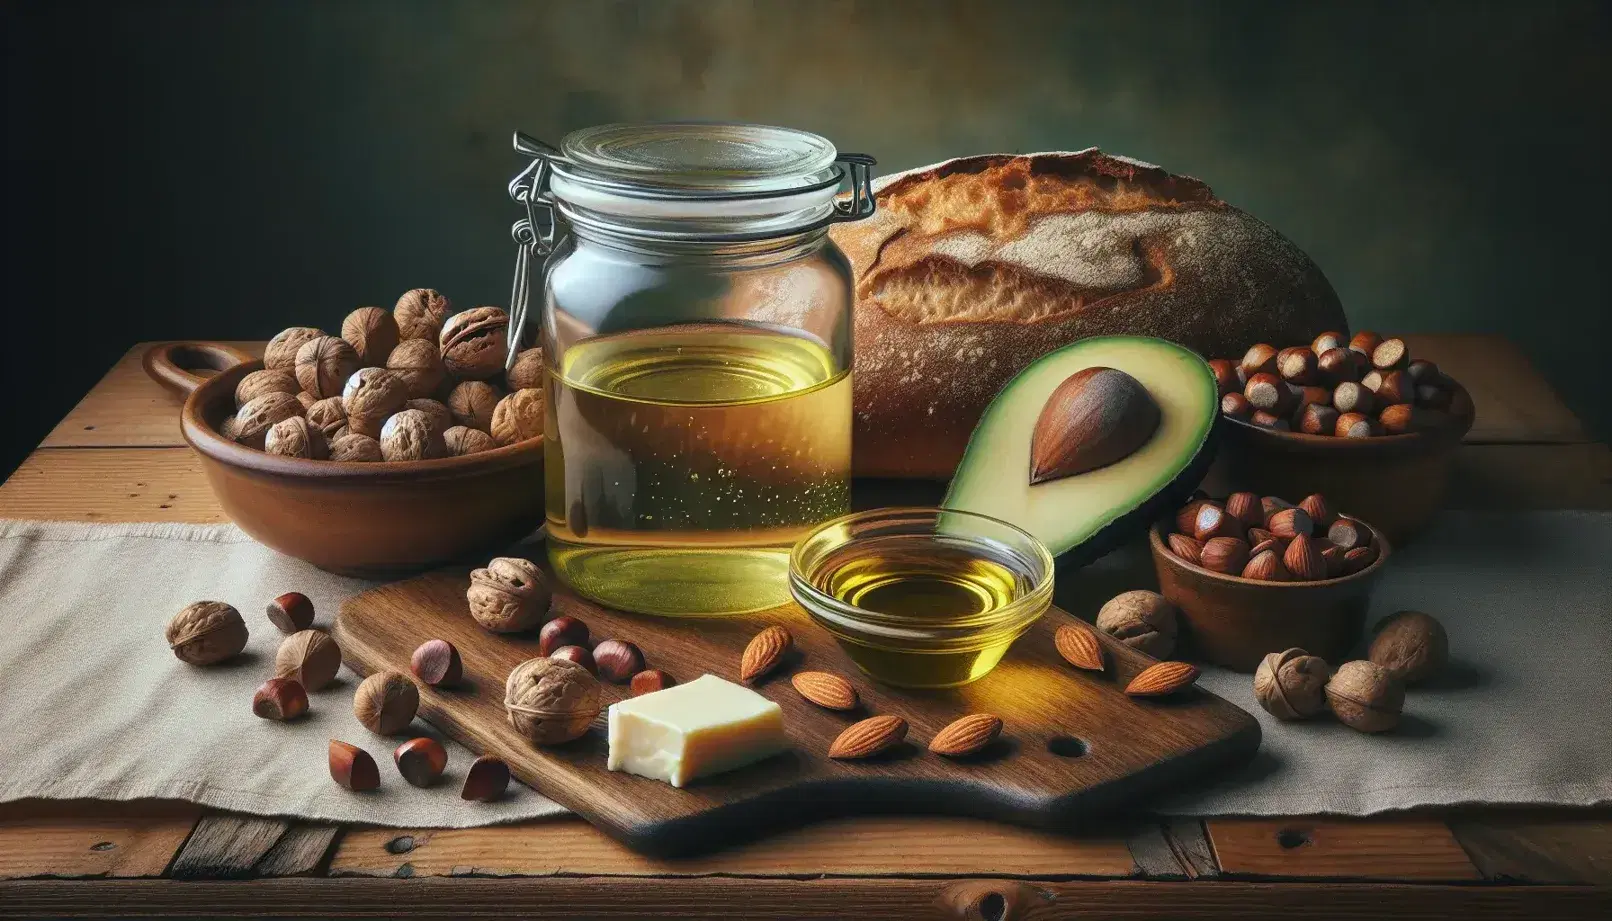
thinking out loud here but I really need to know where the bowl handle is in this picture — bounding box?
[142,341,258,398]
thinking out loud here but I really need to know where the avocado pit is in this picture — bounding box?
[1030,366,1161,484]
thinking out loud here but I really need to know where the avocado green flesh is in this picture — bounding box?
[943,336,1217,559]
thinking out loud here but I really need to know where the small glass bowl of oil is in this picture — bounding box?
[788,507,1054,689]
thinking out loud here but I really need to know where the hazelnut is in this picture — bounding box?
[1406,358,1441,383]
[274,629,342,690]
[504,656,601,745]
[1332,381,1375,415]
[444,425,498,456]
[1326,660,1404,733]
[1174,499,1214,535]
[1282,534,1327,581]
[394,288,452,341]
[253,677,309,721]
[353,670,420,735]
[386,338,446,399]
[295,336,361,399]
[1222,492,1262,529]
[491,388,545,446]
[1343,545,1378,575]
[394,737,448,787]
[234,392,303,450]
[461,755,511,802]
[1166,533,1202,565]
[1380,403,1443,435]
[330,433,383,462]
[538,615,590,656]
[1207,359,1241,397]
[342,367,409,438]
[1094,590,1177,658]
[1243,372,1293,415]
[166,601,248,666]
[1241,550,1291,581]
[341,306,400,367]
[1220,392,1253,420]
[631,669,674,696]
[1249,410,1290,431]
[1371,337,1410,371]
[593,639,645,683]
[1334,411,1380,438]
[235,369,300,407]
[410,639,462,686]
[329,739,380,791]
[266,592,315,634]
[1297,403,1339,436]
[1239,343,1279,378]
[549,645,597,675]
[447,380,504,433]
[1310,331,1345,355]
[1276,347,1318,385]
[467,557,551,633]
[1348,330,1383,357]
[1192,504,1244,542]
[264,416,329,460]
[1199,536,1250,575]
[507,347,546,392]
[304,397,348,439]
[1253,648,1329,720]
[1375,370,1414,406]
[1368,610,1448,684]
[1298,494,1333,527]
[439,306,510,380]
[1316,347,1361,384]
[264,327,327,371]
[380,409,447,461]
[405,398,453,437]
[1266,507,1313,539]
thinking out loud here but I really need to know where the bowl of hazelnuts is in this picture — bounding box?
[143,289,547,577]
[1207,331,1475,544]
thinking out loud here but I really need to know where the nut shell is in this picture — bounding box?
[305,397,348,439]
[444,425,498,456]
[1325,660,1404,733]
[274,629,342,690]
[1253,648,1329,720]
[295,336,361,399]
[394,288,452,341]
[447,381,503,432]
[234,392,303,449]
[592,639,644,683]
[380,409,448,461]
[467,557,552,633]
[385,338,446,399]
[342,368,409,437]
[1368,610,1448,684]
[353,670,420,735]
[1094,590,1177,658]
[330,433,383,462]
[504,656,601,745]
[264,416,329,459]
[491,389,546,446]
[341,306,400,367]
[439,306,510,380]
[235,369,300,407]
[166,601,248,665]
[264,327,326,370]
[506,347,545,391]
[405,398,453,437]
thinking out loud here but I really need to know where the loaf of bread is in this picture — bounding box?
[830,150,1347,479]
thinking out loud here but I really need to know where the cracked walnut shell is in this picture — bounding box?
[165,601,248,666]
[1253,648,1330,720]
[491,388,545,446]
[305,397,347,438]
[447,380,503,432]
[275,629,342,690]
[264,415,330,459]
[233,391,303,450]
[341,306,399,367]
[439,306,509,380]
[444,425,497,456]
[342,367,409,436]
[468,557,551,633]
[394,288,453,341]
[264,327,326,371]
[380,409,447,461]
[295,336,360,399]
[385,338,446,399]
[1094,590,1178,659]
[235,369,299,407]
[504,656,600,745]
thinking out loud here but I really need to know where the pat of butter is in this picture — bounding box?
[607,674,787,788]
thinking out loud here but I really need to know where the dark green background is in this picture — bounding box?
[5,0,1608,476]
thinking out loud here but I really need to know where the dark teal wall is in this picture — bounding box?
[6,0,1609,473]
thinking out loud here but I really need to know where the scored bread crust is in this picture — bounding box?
[830,149,1346,479]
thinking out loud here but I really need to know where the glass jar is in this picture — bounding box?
[506,123,877,617]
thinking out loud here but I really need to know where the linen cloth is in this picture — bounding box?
[0,512,1607,828]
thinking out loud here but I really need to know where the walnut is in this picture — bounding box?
[468,557,551,632]
[274,629,342,690]
[444,425,498,456]
[264,327,326,370]
[1094,590,1178,658]
[506,347,545,391]
[380,409,446,461]
[447,380,503,432]
[341,306,400,367]
[165,601,248,666]
[1253,648,1330,720]
[305,396,348,438]
[353,670,420,735]
[394,288,453,341]
[295,336,360,399]
[1325,660,1404,733]
[264,416,330,459]
[342,367,409,437]
[234,392,303,450]
[405,398,453,437]
[504,656,600,745]
[235,369,299,407]
[491,388,545,446]
[1368,611,1448,685]
[330,433,383,462]
[218,415,243,442]
[439,306,510,380]
[296,392,317,411]
[385,338,446,399]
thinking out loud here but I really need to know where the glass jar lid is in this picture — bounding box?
[559,122,840,194]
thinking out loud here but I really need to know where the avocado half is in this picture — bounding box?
[943,336,1218,567]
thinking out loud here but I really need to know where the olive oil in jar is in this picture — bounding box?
[546,325,851,616]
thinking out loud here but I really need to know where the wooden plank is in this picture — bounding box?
[42,341,262,449]
[1449,812,1612,884]
[1405,334,1585,444]
[1448,443,1612,509]
[1205,816,1481,881]
[169,815,339,879]
[0,878,1606,919]
[0,448,223,523]
[329,814,1138,879]
[0,800,201,880]
[1125,818,1220,880]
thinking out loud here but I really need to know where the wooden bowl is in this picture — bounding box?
[1214,385,1474,545]
[145,342,546,578]
[1148,520,1391,671]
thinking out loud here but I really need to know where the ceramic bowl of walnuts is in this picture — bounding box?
[1207,331,1475,545]
[142,290,549,577]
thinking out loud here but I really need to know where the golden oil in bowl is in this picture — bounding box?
[789,508,1054,688]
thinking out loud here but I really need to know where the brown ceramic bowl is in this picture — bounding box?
[1148,520,1391,672]
[1214,384,1474,545]
[144,341,546,578]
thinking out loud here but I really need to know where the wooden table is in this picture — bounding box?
[1,335,1609,919]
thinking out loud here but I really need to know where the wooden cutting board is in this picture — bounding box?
[335,555,1260,856]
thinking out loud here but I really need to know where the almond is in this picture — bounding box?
[1298,494,1333,527]
[1125,661,1200,697]
[1192,504,1244,542]
[1321,545,1345,578]
[1260,496,1294,519]
[1343,545,1378,575]
[1266,507,1313,539]
[1053,624,1104,672]
[1224,492,1263,529]
[1248,527,1275,545]
[1241,549,1291,581]
[828,715,908,760]
[1166,533,1202,565]
[1250,538,1278,557]
[740,625,791,683]
[928,714,1003,757]
[791,671,858,711]
[1174,500,1213,535]
[1199,536,1250,575]
[1283,534,1328,581]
